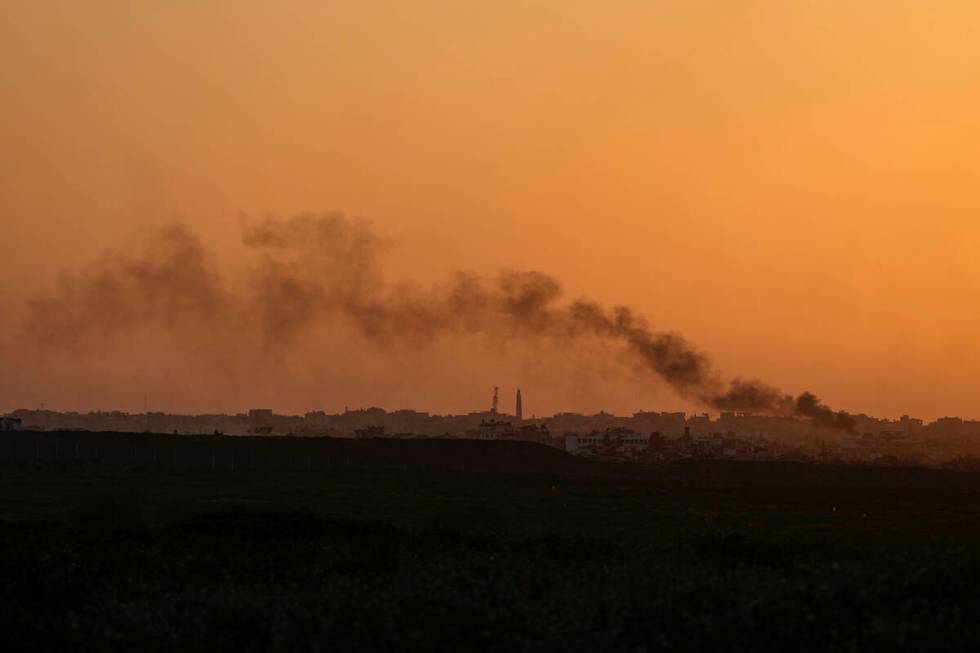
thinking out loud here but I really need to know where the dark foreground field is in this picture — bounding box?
[4,433,980,651]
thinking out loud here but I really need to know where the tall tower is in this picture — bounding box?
[515,388,523,422]
[491,386,499,416]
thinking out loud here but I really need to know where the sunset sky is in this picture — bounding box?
[3,1,980,420]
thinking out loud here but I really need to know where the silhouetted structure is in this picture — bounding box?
[477,419,512,440]
[516,388,523,422]
[355,425,385,439]
[565,428,649,457]
[10,404,980,469]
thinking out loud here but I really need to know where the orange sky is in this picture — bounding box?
[3,1,980,420]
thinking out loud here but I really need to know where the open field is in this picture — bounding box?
[3,432,980,650]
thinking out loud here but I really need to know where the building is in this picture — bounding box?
[565,428,650,456]
[515,388,523,422]
[690,434,724,457]
[0,417,22,431]
[355,425,385,439]
[248,408,274,434]
[477,419,513,440]
[686,413,713,436]
[510,423,550,445]
[563,432,599,455]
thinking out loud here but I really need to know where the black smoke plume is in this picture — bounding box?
[27,213,855,431]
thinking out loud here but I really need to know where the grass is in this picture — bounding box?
[3,442,980,650]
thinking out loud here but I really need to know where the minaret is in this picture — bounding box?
[491,386,499,416]
[515,388,523,422]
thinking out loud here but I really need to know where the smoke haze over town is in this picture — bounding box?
[10,213,850,430]
[5,2,980,421]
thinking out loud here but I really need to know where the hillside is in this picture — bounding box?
[0,430,605,475]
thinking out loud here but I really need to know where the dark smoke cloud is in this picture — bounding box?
[703,378,791,414]
[795,392,857,433]
[28,223,229,349]
[26,213,855,431]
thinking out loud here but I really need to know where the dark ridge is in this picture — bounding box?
[0,430,606,475]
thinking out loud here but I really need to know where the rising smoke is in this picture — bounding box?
[26,213,855,431]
